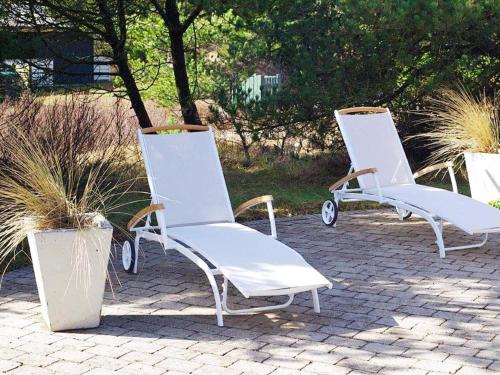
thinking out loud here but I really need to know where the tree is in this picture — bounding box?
[149,0,202,124]
[3,0,216,127]
[126,12,223,110]
[211,0,499,154]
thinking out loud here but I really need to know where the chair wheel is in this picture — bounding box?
[122,240,137,274]
[396,207,412,220]
[321,199,338,226]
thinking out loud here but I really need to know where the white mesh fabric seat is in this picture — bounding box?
[366,184,500,234]
[337,111,414,189]
[140,130,234,227]
[327,107,500,258]
[169,223,331,298]
[127,125,332,326]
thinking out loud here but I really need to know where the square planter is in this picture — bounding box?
[464,152,500,204]
[27,217,113,331]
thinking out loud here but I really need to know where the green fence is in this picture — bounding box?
[240,73,282,102]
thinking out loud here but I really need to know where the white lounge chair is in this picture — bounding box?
[123,125,332,326]
[321,107,500,258]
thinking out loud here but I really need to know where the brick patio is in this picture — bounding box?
[1,210,500,374]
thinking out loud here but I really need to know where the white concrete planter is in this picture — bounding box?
[27,216,113,331]
[464,152,500,204]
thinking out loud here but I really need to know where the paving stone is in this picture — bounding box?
[447,355,492,369]
[456,367,497,375]
[86,355,128,371]
[379,369,426,375]
[259,344,303,358]
[229,359,276,375]
[51,349,95,363]
[262,355,309,370]
[0,211,499,375]
[489,361,500,371]
[190,341,235,356]
[84,369,117,375]
[302,361,351,374]
[0,360,21,372]
[413,358,463,373]
[225,348,271,363]
[194,353,237,367]
[120,362,164,375]
[157,346,200,361]
[46,361,92,375]
[154,357,201,372]
[337,357,383,373]
[295,350,344,364]
[476,349,500,361]
[192,364,242,375]
[362,342,406,355]
[290,340,334,353]
[7,365,53,374]
[15,353,58,367]
[84,344,130,359]
[122,340,164,354]
[0,348,23,361]
[270,369,308,375]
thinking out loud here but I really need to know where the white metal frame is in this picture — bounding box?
[330,107,497,258]
[128,200,321,326]
[129,127,324,326]
[330,164,489,258]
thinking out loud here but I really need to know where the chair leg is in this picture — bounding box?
[417,210,447,258]
[172,243,225,326]
[222,277,294,314]
[207,274,224,327]
[392,204,490,258]
[222,277,229,307]
[312,289,320,313]
[133,235,141,274]
[436,232,446,259]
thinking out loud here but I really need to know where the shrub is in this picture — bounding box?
[0,93,137,176]
[0,127,130,279]
[413,86,499,168]
[0,94,141,275]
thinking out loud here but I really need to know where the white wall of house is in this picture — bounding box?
[93,56,112,82]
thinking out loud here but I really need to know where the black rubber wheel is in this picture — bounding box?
[396,207,412,220]
[321,199,338,226]
[122,240,137,274]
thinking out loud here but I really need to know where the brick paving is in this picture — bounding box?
[1,209,500,374]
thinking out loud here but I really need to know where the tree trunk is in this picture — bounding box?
[115,57,153,128]
[169,29,201,125]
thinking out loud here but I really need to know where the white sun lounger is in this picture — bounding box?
[321,107,500,258]
[123,125,332,326]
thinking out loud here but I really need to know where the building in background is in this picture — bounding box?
[2,28,112,90]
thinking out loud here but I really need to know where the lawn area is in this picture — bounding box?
[110,156,472,227]
[224,157,471,221]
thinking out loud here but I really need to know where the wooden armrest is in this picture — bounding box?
[234,195,273,218]
[328,168,378,192]
[127,204,165,230]
[413,161,453,179]
[142,125,209,134]
[337,107,387,115]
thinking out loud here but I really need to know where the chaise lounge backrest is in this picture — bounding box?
[138,126,235,228]
[335,108,415,189]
